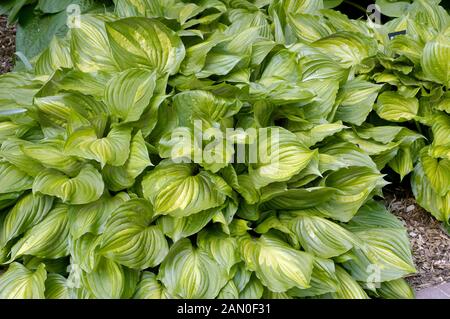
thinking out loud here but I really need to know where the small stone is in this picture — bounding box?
[406,205,415,212]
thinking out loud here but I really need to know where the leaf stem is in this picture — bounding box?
[343,0,368,14]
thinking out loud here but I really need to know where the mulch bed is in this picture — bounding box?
[0,14,449,294]
[0,15,15,74]
[384,185,450,291]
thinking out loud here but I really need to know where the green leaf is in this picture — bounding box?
[375,92,419,122]
[377,278,415,299]
[173,90,242,128]
[133,272,173,299]
[158,238,228,298]
[103,131,152,191]
[157,207,219,242]
[104,69,157,122]
[311,32,377,68]
[330,266,369,299]
[420,148,450,196]
[375,0,411,18]
[99,199,169,269]
[430,114,450,159]
[0,193,54,248]
[316,167,386,222]
[71,15,118,73]
[68,192,130,239]
[0,162,33,194]
[21,139,83,176]
[0,263,47,299]
[65,126,132,168]
[81,257,139,299]
[197,229,240,276]
[106,17,185,74]
[142,160,229,217]
[249,127,316,189]
[334,79,382,125]
[412,162,450,222]
[422,33,450,87]
[240,232,314,292]
[35,37,73,75]
[45,273,70,299]
[9,205,69,261]
[285,213,359,258]
[33,164,104,205]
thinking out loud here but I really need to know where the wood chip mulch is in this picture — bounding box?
[384,185,450,291]
[0,15,15,74]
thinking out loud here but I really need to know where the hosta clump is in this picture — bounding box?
[0,0,432,299]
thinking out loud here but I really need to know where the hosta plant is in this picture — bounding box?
[3,0,450,299]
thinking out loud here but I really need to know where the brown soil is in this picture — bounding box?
[384,185,450,291]
[0,15,15,74]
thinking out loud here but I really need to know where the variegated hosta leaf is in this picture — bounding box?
[218,280,240,299]
[319,141,378,171]
[157,207,219,242]
[316,167,386,222]
[430,114,450,159]
[249,127,316,189]
[0,139,44,177]
[411,162,450,222]
[0,73,42,115]
[102,131,152,191]
[341,202,416,283]
[65,126,132,168]
[197,229,240,276]
[105,17,185,74]
[133,272,173,299]
[0,263,47,299]
[33,164,104,205]
[288,13,332,43]
[420,148,450,196]
[21,139,83,176]
[240,232,314,292]
[69,233,102,273]
[98,199,169,270]
[81,257,140,299]
[329,266,369,299]
[388,147,414,181]
[376,278,415,299]
[262,187,338,211]
[288,258,339,298]
[9,205,69,261]
[0,162,33,194]
[284,212,359,258]
[45,273,70,299]
[35,37,73,75]
[158,238,228,298]
[239,274,264,299]
[173,90,242,128]
[422,33,450,87]
[70,15,118,73]
[68,192,130,239]
[295,122,347,147]
[311,31,377,68]
[341,227,416,282]
[104,69,157,123]
[142,160,230,217]
[375,91,419,122]
[296,79,340,121]
[333,79,382,125]
[0,193,53,248]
